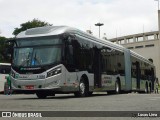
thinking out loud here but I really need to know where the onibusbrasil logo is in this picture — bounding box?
[2,112,42,117]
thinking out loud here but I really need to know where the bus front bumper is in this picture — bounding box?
[12,86,79,94]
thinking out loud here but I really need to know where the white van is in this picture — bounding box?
[0,63,11,93]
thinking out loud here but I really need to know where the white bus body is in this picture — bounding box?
[0,63,11,92]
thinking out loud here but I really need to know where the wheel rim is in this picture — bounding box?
[145,85,148,93]
[80,82,85,94]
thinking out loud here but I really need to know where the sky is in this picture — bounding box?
[0,0,159,39]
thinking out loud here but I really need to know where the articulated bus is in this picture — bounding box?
[8,26,155,98]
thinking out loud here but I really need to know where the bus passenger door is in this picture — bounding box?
[136,61,140,90]
[93,48,102,88]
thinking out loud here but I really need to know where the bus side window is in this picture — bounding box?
[66,44,73,65]
[0,66,11,74]
[0,68,6,74]
[68,45,74,64]
[5,67,11,74]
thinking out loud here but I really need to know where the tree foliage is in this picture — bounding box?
[13,19,52,36]
[0,19,52,62]
[0,36,10,62]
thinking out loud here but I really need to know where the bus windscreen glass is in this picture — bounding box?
[13,36,62,67]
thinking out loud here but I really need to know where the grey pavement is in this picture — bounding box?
[0,92,160,120]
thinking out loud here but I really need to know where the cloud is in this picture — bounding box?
[0,0,158,38]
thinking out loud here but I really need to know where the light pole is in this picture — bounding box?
[155,0,159,10]
[155,0,160,83]
[95,22,104,38]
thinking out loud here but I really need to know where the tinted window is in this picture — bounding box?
[101,48,125,75]
[0,65,11,74]
[16,36,62,47]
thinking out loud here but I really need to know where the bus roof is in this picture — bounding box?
[0,63,11,66]
[16,26,125,50]
[130,50,154,66]
[16,26,77,38]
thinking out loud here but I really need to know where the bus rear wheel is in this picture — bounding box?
[88,92,93,96]
[144,83,148,94]
[115,81,120,94]
[148,83,152,93]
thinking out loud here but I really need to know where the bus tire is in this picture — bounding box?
[88,92,93,96]
[36,92,47,99]
[115,81,120,94]
[144,83,148,94]
[148,83,151,94]
[107,91,115,94]
[74,77,88,97]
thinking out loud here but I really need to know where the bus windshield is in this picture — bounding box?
[13,36,62,67]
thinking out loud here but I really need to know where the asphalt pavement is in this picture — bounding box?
[0,92,160,120]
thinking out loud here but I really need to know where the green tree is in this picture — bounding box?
[0,36,8,62]
[13,18,52,36]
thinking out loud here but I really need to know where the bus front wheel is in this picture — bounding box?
[36,92,47,99]
[74,78,88,97]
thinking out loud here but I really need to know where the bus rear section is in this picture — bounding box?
[130,51,155,93]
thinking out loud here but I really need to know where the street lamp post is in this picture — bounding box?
[95,22,104,38]
[155,0,159,10]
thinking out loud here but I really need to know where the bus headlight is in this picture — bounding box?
[47,67,62,78]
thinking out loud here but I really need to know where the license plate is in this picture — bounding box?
[25,85,34,90]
